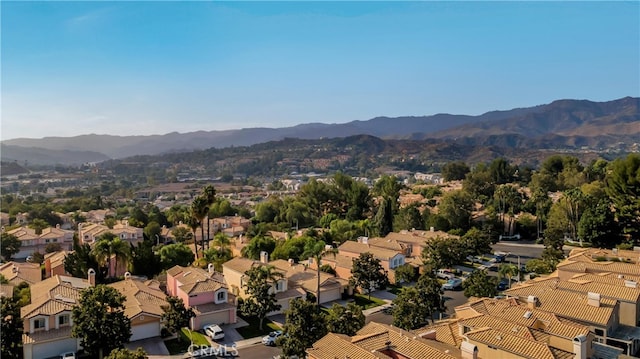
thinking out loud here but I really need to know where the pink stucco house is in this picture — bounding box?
[166,264,236,330]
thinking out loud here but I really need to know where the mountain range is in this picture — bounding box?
[2,96,638,166]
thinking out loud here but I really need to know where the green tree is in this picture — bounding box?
[605,154,640,241]
[442,161,470,181]
[325,302,364,336]
[241,235,277,260]
[394,203,424,231]
[394,263,418,284]
[462,270,498,298]
[302,239,337,308]
[421,236,465,272]
[161,296,195,342]
[438,189,474,231]
[64,243,105,283]
[171,226,192,243]
[280,298,327,358]
[372,175,403,207]
[392,273,445,329]
[44,242,63,253]
[129,241,162,278]
[159,243,195,269]
[498,263,519,288]
[143,221,162,243]
[28,218,49,235]
[202,185,217,251]
[72,285,132,359]
[92,237,131,278]
[578,198,620,248]
[1,296,23,359]
[461,227,493,257]
[373,197,394,237]
[493,184,524,235]
[0,233,21,260]
[239,265,283,330]
[351,252,389,299]
[105,348,148,359]
[191,196,210,256]
[525,259,554,274]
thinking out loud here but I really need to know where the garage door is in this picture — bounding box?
[32,338,78,359]
[130,322,161,342]
[320,288,341,303]
[198,310,231,327]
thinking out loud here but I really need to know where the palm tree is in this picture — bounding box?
[186,215,200,259]
[303,240,337,310]
[498,263,519,288]
[91,237,131,278]
[202,185,217,251]
[191,196,209,257]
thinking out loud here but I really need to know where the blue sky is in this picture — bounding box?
[2,1,639,140]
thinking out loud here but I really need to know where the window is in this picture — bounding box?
[53,238,58,243]
[58,315,70,326]
[217,291,226,302]
[34,318,46,330]
[45,239,50,243]
[595,328,605,336]
[275,281,284,292]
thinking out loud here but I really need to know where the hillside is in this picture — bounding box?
[2,97,637,165]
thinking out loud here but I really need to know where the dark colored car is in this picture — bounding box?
[497,279,509,291]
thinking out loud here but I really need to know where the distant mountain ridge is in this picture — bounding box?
[2,97,638,165]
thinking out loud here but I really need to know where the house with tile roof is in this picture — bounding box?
[78,220,143,246]
[334,239,406,283]
[0,283,15,297]
[5,225,74,259]
[556,248,640,280]
[44,251,70,279]
[0,261,42,285]
[108,275,168,341]
[166,264,236,330]
[223,253,346,314]
[20,275,90,359]
[307,321,461,359]
[504,281,640,357]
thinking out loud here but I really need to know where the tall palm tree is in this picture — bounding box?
[191,196,209,257]
[185,215,200,259]
[498,263,519,288]
[202,185,217,251]
[303,240,337,310]
[91,237,131,278]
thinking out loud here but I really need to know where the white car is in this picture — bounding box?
[60,353,76,359]
[262,330,283,346]
[203,324,225,340]
[442,278,463,290]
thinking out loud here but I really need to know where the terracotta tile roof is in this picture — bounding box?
[572,272,640,286]
[21,275,90,319]
[222,257,261,275]
[109,278,168,319]
[465,327,573,359]
[0,283,14,297]
[557,257,640,277]
[413,319,462,347]
[270,259,340,293]
[504,284,617,326]
[460,298,589,339]
[365,237,406,252]
[514,276,640,303]
[353,322,460,359]
[385,230,458,245]
[168,265,228,295]
[0,261,41,285]
[307,333,388,359]
[44,250,68,268]
[23,324,73,345]
[339,241,402,261]
[321,253,355,269]
[191,300,236,316]
[275,287,306,300]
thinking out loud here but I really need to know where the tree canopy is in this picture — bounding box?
[238,265,283,330]
[351,252,389,299]
[280,298,327,358]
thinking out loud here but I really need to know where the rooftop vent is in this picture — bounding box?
[587,292,601,307]
[523,311,533,319]
[624,280,637,288]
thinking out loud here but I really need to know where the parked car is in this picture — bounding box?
[442,278,463,290]
[60,353,76,359]
[497,279,510,291]
[262,330,284,346]
[203,324,225,340]
[437,269,455,280]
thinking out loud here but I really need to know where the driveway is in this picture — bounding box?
[125,337,169,355]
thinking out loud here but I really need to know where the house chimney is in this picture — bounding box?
[208,263,214,274]
[624,280,637,288]
[124,272,131,280]
[587,292,601,307]
[260,251,269,264]
[573,335,587,359]
[461,341,478,359]
[418,330,437,340]
[288,258,294,266]
[88,268,96,286]
[430,227,435,232]
[527,295,538,309]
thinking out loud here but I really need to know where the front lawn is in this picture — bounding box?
[235,316,282,338]
[353,294,386,309]
[387,284,404,295]
[164,327,211,355]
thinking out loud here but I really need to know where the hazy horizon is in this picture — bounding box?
[2,2,639,141]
